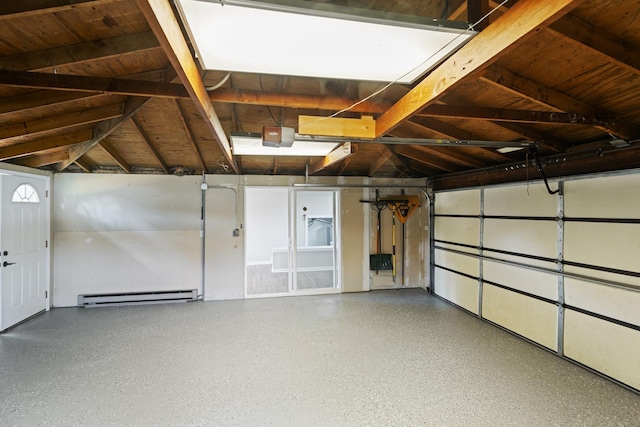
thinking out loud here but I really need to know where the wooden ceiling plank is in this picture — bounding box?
[74,158,92,173]
[98,141,131,173]
[548,15,640,77]
[367,151,393,176]
[480,66,639,139]
[0,103,123,142]
[0,70,190,98]
[310,142,355,175]
[14,150,70,168]
[135,0,238,173]
[209,88,389,114]
[0,0,117,20]
[272,157,278,175]
[0,129,92,160]
[0,32,160,72]
[131,117,170,174]
[175,99,207,174]
[58,96,151,170]
[375,0,585,137]
[392,145,457,173]
[407,117,511,162]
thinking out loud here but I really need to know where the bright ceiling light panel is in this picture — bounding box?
[230,133,339,156]
[176,0,475,83]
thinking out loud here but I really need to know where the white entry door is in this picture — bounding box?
[0,173,49,332]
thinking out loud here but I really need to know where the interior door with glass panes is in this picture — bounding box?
[293,190,338,292]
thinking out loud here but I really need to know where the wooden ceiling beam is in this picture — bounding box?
[175,99,207,174]
[0,70,190,98]
[392,145,457,173]
[0,0,117,20]
[336,156,352,175]
[136,0,238,173]
[480,66,639,140]
[309,142,356,175]
[98,141,131,173]
[0,91,103,117]
[74,158,92,173]
[14,150,70,168]
[0,32,160,71]
[375,0,585,137]
[407,117,511,162]
[419,104,616,127]
[0,103,123,143]
[58,96,151,170]
[391,126,485,168]
[131,117,170,174]
[548,15,640,77]
[209,88,389,114]
[0,129,92,161]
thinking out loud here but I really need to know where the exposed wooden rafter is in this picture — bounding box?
[0,130,92,161]
[0,70,190,98]
[131,117,170,174]
[548,16,640,77]
[209,88,389,114]
[15,151,70,168]
[98,141,131,173]
[480,66,639,139]
[393,145,457,173]
[175,99,207,174]
[0,0,117,20]
[0,32,159,71]
[58,96,150,170]
[0,104,123,143]
[368,151,392,176]
[135,0,238,173]
[375,0,586,137]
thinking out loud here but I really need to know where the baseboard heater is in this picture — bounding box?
[78,289,198,307]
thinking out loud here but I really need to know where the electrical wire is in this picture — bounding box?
[320,0,512,121]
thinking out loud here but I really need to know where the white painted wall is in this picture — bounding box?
[434,173,640,390]
[52,174,202,307]
[53,174,424,304]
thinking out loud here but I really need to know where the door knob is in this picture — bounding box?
[3,261,15,267]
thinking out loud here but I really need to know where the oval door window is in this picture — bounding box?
[12,183,40,203]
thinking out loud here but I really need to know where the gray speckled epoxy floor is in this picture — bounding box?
[0,289,638,426]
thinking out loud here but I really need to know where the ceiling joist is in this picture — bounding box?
[0,103,123,143]
[0,70,190,98]
[209,88,389,114]
[98,141,131,173]
[0,130,92,161]
[480,66,639,139]
[131,117,170,174]
[0,32,160,71]
[375,0,586,137]
[0,0,117,20]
